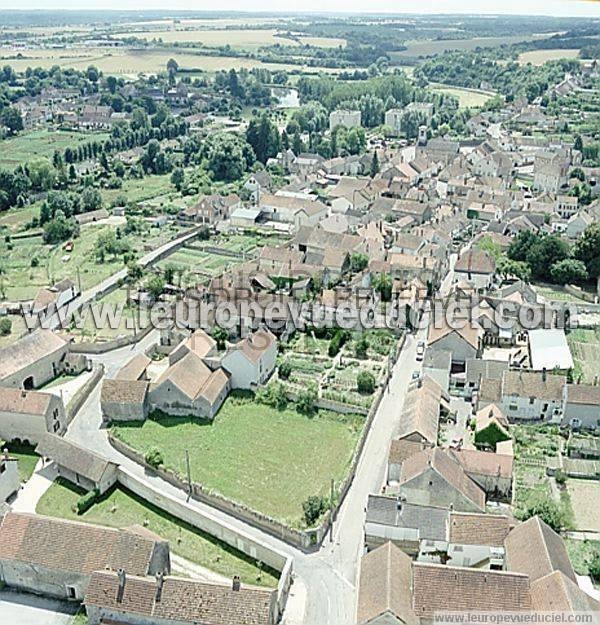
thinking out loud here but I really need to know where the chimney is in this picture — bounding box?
[116,569,126,603]
[155,572,164,602]
[232,575,241,592]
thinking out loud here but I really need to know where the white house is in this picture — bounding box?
[221,329,277,390]
[562,384,600,430]
[329,109,361,131]
[454,249,496,292]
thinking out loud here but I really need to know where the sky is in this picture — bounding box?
[0,0,599,17]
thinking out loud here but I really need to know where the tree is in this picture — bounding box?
[357,370,376,394]
[0,106,23,135]
[497,257,532,282]
[574,134,583,152]
[0,317,12,336]
[145,447,164,469]
[302,495,328,527]
[590,554,600,583]
[574,223,600,280]
[126,261,144,284]
[369,151,380,177]
[146,274,165,301]
[349,252,369,274]
[296,382,318,415]
[81,187,102,212]
[170,167,185,192]
[212,326,228,350]
[526,235,571,281]
[355,336,369,359]
[204,133,255,182]
[246,114,280,164]
[520,499,566,533]
[550,259,588,285]
[372,273,392,302]
[508,230,539,263]
[43,212,79,244]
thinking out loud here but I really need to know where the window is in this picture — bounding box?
[529,397,535,405]
[66,586,77,600]
[509,404,517,411]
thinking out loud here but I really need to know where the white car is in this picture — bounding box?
[415,341,425,361]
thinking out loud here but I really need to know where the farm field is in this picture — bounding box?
[0,47,343,76]
[566,328,600,384]
[390,34,547,59]
[518,49,581,65]
[112,394,364,526]
[0,129,111,168]
[37,479,278,587]
[0,203,42,232]
[101,173,174,206]
[567,479,600,532]
[157,246,232,283]
[429,84,495,108]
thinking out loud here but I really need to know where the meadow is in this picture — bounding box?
[112,394,364,526]
[429,84,495,109]
[518,49,581,65]
[0,129,111,168]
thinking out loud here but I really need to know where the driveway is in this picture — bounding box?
[0,590,77,625]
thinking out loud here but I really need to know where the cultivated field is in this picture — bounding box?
[518,49,581,65]
[567,479,600,532]
[0,129,111,168]
[390,34,548,59]
[37,479,278,587]
[429,84,495,108]
[566,328,600,384]
[112,394,363,526]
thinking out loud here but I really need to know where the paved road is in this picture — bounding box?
[64,325,423,625]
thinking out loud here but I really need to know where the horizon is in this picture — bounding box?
[0,1,599,18]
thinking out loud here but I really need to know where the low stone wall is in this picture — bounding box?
[66,364,105,422]
[114,465,293,620]
[69,322,154,354]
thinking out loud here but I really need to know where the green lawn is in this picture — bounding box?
[0,129,110,168]
[113,394,364,526]
[3,440,39,483]
[37,479,278,587]
[565,537,600,577]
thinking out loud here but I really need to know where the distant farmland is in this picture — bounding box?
[518,49,580,65]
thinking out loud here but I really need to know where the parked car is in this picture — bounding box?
[416,340,425,361]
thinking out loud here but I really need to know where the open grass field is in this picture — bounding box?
[566,479,600,532]
[0,129,110,169]
[114,28,345,49]
[101,173,173,206]
[112,394,364,526]
[518,49,581,65]
[0,47,344,76]
[566,328,600,384]
[0,225,125,301]
[37,479,278,587]
[390,34,547,59]
[429,84,495,109]
[157,246,232,280]
[0,203,42,232]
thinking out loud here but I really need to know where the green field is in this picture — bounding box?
[0,313,27,348]
[518,49,581,66]
[37,479,278,587]
[0,129,110,168]
[112,394,363,526]
[429,84,495,109]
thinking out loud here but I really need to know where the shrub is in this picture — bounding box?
[555,469,567,486]
[590,553,600,583]
[328,329,348,357]
[297,383,318,415]
[355,336,369,359]
[357,370,376,394]
[256,381,288,410]
[145,447,164,469]
[278,360,292,380]
[519,499,566,533]
[302,494,329,527]
[76,488,99,515]
[0,318,12,336]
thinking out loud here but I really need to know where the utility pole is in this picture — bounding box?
[76,266,82,295]
[185,450,192,502]
[329,478,335,543]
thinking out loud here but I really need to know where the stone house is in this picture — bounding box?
[221,329,277,390]
[450,448,513,501]
[36,433,119,495]
[100,379,149,422]
[0,451,20,503]
[259,193,328,229]
[0,330,70,390]
[428,319,483,370]
[32,279,80,316]
[0,512,170,601]
[180,193,241,225]
[148,352,230,420]
[0,388,67,445]
[454,249,496,292]
[329,109,361,131]
[84,570,277,625]
[397,447,486,512]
